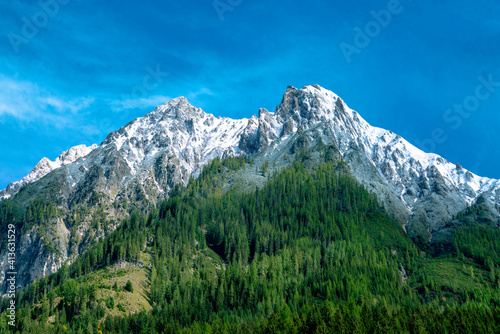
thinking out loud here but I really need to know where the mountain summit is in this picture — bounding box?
[1,84,499,287]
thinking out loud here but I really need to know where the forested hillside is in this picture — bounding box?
[1,155,500,333]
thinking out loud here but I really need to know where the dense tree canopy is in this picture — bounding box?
[1,155,499,333]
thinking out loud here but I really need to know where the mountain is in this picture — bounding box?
[1,84,499,288]
[0,144,98,200]
[6,97,248,209]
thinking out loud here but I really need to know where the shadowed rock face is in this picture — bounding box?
[2,84,499,288]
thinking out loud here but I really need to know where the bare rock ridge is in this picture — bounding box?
[1,84,499,288]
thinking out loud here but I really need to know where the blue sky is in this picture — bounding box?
[1,0,499,189]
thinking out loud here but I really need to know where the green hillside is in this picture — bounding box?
[1,155,500,333]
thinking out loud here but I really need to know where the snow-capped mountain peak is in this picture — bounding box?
[237,85,500,241]
[277,85,499,206]
[0,144,97,200]
[2,84,499,244]
[98,96,249,180]
[2,84,500,288]
[275,85,340,124]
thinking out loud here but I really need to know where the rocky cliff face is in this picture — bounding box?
[2,84,499,288]
[0,217,70,288]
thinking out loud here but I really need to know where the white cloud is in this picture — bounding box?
[109,89,214,113]
[0,76,94,127]
[187,87,214,100]
[111,95,172,110]
[38,96,95,114]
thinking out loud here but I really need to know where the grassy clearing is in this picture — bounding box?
[80,252,153,318]
[410,254,496,304]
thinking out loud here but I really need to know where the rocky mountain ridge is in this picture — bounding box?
[1,84,499,288]
[0,144,98,201]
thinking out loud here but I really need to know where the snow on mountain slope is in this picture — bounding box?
[100,97,248,178]
[2,84,499,288]
[0,144,98,200]
[259,84,500,211]
[238,84,500,242]
[2,84,499,238]
[323,87,500,208]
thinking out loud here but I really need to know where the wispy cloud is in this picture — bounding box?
[0,75,179,150]
[111,95,172,111]
[0,76,94,127]
[187,87,214,99]
[39,96,95,114]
